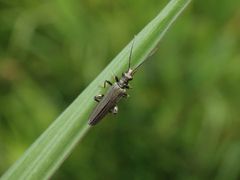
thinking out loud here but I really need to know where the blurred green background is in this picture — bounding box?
[1,0,240,179]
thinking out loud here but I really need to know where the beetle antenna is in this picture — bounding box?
[132,46,158,74]
[128,36,136,70]
[132,60,145,74]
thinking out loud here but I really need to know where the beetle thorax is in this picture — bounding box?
[118,69,133,88]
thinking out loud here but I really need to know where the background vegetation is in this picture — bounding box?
[0,0,240,179]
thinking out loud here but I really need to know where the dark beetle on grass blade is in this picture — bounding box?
[88,37,155,126]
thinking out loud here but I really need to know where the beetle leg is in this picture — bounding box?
[125,84,132,89]
[110,105,118,114]
[115,76,119,82]
[122,93,129,98]
[94,94,104,102]
[104,80,113,88]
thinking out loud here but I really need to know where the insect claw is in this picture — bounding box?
[110,106,118,114]
[122,93,128,98]
[94,94,104,102]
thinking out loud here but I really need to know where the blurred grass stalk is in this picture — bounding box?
[1,0,191,179]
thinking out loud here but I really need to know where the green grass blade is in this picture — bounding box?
[1,0,191,179]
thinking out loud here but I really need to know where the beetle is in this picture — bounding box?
[88,37,154,126]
